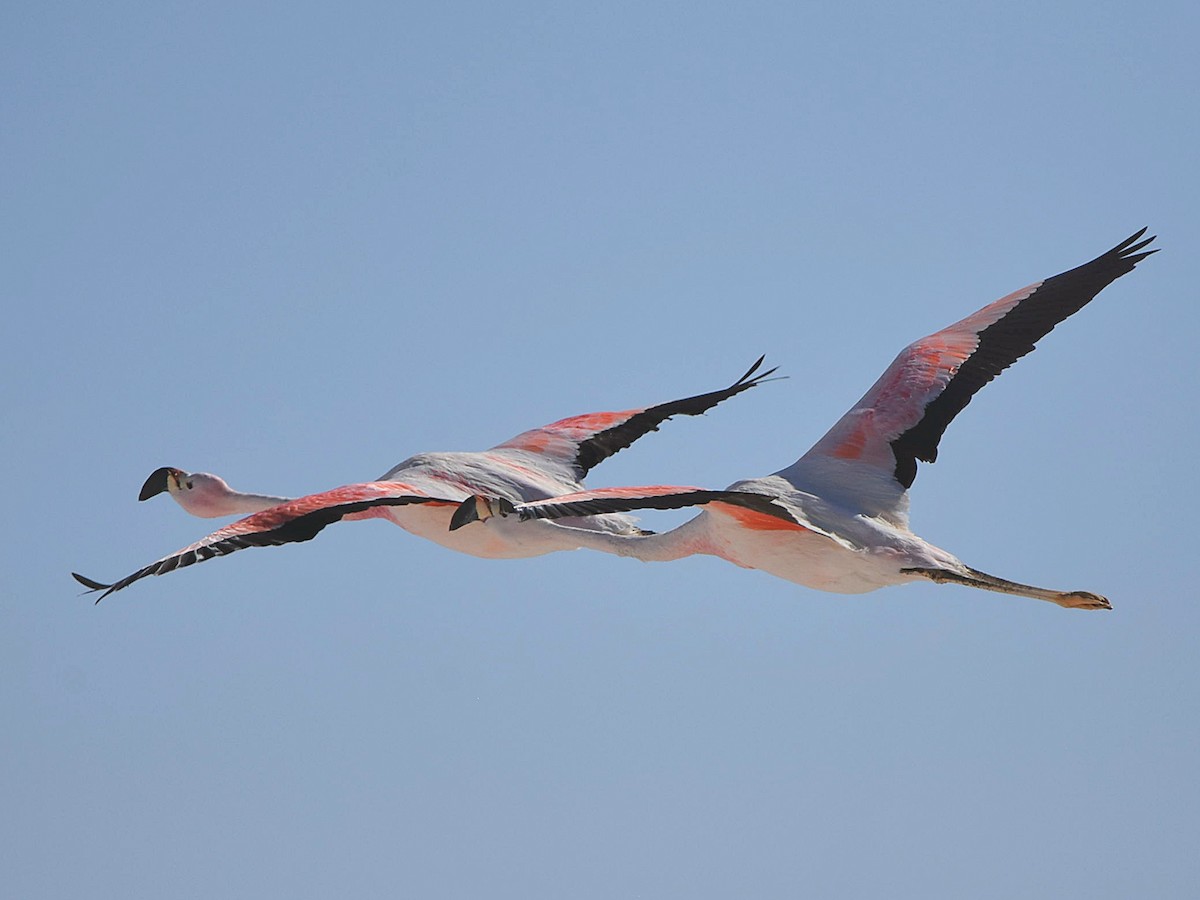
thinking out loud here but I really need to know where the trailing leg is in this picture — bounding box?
[900,566,1111,610]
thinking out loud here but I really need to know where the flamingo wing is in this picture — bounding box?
[493,356,779,477]
[73,482,456,601]
[460,483,863,548]
[785,229,1157,506]
[473,484,804,527]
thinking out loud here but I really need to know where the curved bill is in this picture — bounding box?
[138,467,179,501]
[449,496,517,531]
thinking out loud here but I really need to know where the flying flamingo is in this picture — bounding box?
[450,229,1157,610]
[73,359,777,600]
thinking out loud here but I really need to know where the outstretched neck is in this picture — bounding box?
[177,487,292,518]
[222,490,292,515]
[526,515,718,562]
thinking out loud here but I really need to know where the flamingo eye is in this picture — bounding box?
[186,480,194,489]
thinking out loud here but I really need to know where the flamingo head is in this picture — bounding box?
[449,495,518,531]
[138,467,238,518]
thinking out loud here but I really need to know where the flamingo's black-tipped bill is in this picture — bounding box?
[139,467,177,501]
[449,497,484,531]
[449,496,517,531]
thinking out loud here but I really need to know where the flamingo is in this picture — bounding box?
[73,359,778,600]
[450,229,1157,610]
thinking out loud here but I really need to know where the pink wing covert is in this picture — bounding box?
[783,229,1157,514]
[801,281,1041,475]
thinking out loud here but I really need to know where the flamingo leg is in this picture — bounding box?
[901,566,1111,610]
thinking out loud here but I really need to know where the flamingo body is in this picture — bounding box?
[75,359,777,599]
[456,230,1157,610]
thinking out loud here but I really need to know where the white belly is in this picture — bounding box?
[387,504,636,560]
[385,504,549,559]
[692,505,934,595]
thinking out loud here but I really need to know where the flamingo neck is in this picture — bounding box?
[177,488,292,518]
[220,491,292,515]
[534,515,717,562]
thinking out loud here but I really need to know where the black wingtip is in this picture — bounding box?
[736,354,786,387]
[138,467,176,501]
[1110,228,1158,264]
[72,572,109,591]
[739,354,766,383]
[72,571,116,602]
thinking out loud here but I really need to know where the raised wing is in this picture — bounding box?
[786,229,1157,504]
[73,482,456,601]
[493,356,779,477]
[451,484,802,530]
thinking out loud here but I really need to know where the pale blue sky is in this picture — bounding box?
[4,2,1198,897]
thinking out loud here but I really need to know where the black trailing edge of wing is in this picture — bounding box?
[889,229,1157,489]
[573,356,781,476]
[517,489,799,526]
[74,494,447,602]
